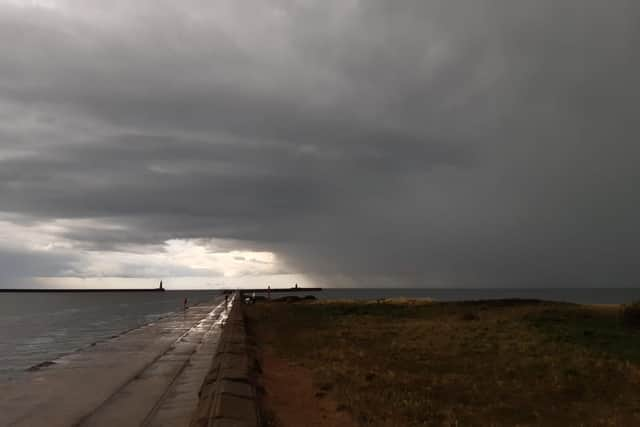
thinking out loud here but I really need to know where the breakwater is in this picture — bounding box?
[191,293,260,427]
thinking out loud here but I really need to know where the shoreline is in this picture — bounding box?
[19,310,176,375]
[0,293,220,380]
[5,300,216,381]
[0,297,228,426]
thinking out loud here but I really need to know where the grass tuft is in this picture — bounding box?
[622,301,640,328]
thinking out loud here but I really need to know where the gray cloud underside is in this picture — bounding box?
[1,0,639,286]
[0,247,78,284]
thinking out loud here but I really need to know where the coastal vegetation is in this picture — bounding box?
[622,301,640,329]
[247,299,640,426]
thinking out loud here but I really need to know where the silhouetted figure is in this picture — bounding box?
[225,294,229,308]
[268,285,271,300]
[183,297,188,310]
[159,280,163,291]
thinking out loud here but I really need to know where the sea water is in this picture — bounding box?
[0,291,220,379]
[2,287,639,380]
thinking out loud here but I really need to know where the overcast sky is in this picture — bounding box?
[1,0,639,289]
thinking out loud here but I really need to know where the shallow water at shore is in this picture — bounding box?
[0,291,221,379]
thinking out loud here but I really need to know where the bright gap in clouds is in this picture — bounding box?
[2,0,638,288]
[0,216,305,289]
[36,274,314,290]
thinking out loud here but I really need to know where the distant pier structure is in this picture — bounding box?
[240,285,322,294]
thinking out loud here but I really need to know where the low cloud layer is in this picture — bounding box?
[1,0,639,287]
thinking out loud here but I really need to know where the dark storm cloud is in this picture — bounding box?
[0,0,639,286]
[0,247,79,286]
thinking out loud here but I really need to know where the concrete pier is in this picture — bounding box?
[0,298,228,427]
[189,295,259,427]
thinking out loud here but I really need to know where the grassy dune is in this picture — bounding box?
[246,299,640,426]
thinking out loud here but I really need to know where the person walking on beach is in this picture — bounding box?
[224,294,228,308]
[183,297,188,311]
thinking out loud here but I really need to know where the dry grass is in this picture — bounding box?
[622,301,640,329]
[246,300,640,427]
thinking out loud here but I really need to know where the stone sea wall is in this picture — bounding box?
[190,294,260,427]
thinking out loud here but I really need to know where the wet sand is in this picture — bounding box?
[0,298,228,427]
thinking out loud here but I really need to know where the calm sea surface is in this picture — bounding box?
[0,291,221,379]
[1,288,639,380]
